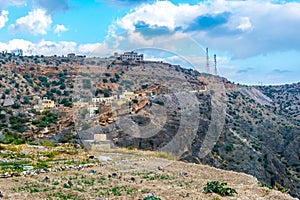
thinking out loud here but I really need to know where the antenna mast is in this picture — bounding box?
[214,54,217,75]
[206,48,210,73]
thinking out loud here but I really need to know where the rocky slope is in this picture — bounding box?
[83,60,299,198]
[0,144,296,200]
[0,53,299,198]
[256,83,300,122]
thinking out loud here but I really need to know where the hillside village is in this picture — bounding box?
[0,51,299,198]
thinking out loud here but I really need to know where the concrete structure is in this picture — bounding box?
[92,134,111,150]
[92,97,115,104]
[42,97,56,109]
[67,53,76,58]
[94,134,107,142]
[120,51,144,61]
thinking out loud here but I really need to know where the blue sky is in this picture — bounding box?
[0,0,300,85]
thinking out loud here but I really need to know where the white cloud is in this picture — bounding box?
[32,40,77,55]
[0,39,33,52]
[114,0,300,58]
[117,1,200,31]
[0,39,111,57]
[0,10,9,29]
[77,43,111,57]
[9,9,52,35]
[54,24,68,34]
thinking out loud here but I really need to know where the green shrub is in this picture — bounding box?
[258,180,273,189]
[40,139,56,147]
[153,100,164,106]
[203,181,237,197]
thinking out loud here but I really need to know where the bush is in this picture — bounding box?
[40,139,56,147]
[203,181,237,197]
[32,111,58,127]
[153,99,164,106]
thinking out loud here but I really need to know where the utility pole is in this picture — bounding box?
[214,54,217,75]
[206,48,210,73]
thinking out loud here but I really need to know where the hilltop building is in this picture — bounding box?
[114,51,144,61]
[67,53,76,58]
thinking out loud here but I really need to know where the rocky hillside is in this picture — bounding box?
[0,52,79,142]
[256,83,300,122]
[75,60,299,198]
[0,52,299,198]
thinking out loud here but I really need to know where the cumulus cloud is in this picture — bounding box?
[117,1,199,31]
[32,0,69,14]
[0,39,112,57]
[0,39,76,55]
[54,24,68,34]
[8,9,52,35]
[114,0,300,59]
[77,43,111,56]
[0,10,9,29]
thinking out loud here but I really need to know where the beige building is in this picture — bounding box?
[34,97,56,111]
[42,97,56,109]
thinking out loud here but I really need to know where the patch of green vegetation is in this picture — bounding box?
[0,129,26,144]
[111,186,122,196]
[39,139,56,147]
[0,160,31,172]
[144,196,161,200]
[83,178,95,186]
[98,177,106,185]
[63,183,71,188]
[153,99,164,106]
[32,110,58,127]
[35,160,49,169]
[203,181,237,197]
[141,189,149,194]
[142,173,173,181]
[258,180,273,189]
[40,151,61,159]
[274,183,290,194]
[47,192,82,200]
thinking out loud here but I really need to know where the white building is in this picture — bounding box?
[92,97,115,104]
[89,106,99,117]
[120,51,143,61]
